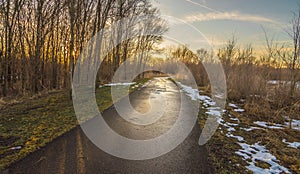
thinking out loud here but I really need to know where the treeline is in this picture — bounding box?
[0,0,166,97]
[167,38,299,101]
[164,6,300,107]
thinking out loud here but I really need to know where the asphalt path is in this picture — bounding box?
[6,78,213,174]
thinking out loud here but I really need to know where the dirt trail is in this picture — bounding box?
[5,78,213,174]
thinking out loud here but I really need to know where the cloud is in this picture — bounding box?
[164,16,183,26]
[184,11,278,24]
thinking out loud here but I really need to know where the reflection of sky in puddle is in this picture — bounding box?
[114,78,178,126]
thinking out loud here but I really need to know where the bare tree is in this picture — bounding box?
[287,6,300,98]
[0,0,167,97]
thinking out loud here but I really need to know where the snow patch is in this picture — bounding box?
[205,109,222,117]
[99,82,136,88]
[177,82,201,101]
[177,82,223,118]
[229,117,240,122]
[282,139,300,149]
[228,102,245,112]
[10,146,22,150]
[226,132,244,142]
[104,82,136,87]
[254,119,300,131]
[228,103,238,108]
[267,80,300,89]
[254,121,284,129]
[285,119,300,131]
[226,122,239,126]
[234,108,245,112]
[241,127,262,132]
[236,142,290,174]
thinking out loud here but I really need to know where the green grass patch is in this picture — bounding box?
[0,78,150,170]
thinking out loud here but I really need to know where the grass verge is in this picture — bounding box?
[0,78,150,170]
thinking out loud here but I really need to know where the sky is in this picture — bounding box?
[151,0,300,53]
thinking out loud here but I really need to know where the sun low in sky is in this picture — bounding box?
[152,0,299,51]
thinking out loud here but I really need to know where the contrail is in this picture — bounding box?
[185,0,221,13]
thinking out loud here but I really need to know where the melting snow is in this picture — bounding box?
[267,80,284,85]
[205,109,222,117]
[217,115,243,141]
[177,82,222,116]
[104,82,136,86]
[253,119,300,131]
[254,121,284,129]
[227,127,236,132]
[228,103,244,112]
[241,127,262,132]
[226,132,244,141]
[178,84,245,143]
[229,117,240,122]
[177,82,225,126]
[226,122,239,126]
[177,82,201,101]
[10,146,22,150]
[267,80,300,89]
[282,139,300,149]
[285,119,300,131]
[236,143,291,174]
[178,82,291,173]
[228,103,238,108]
[234,108,245,112]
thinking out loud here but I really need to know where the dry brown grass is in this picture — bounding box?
[199,103,300,174]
